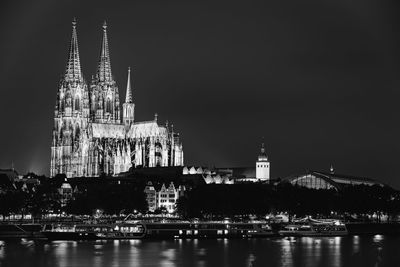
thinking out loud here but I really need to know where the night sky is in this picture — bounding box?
[1,0,400,187]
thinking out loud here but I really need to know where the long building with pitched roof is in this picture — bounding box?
[50,19,184,178]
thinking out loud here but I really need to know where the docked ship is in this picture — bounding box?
[41,220,275,240]
[143,221,275,239]
[42,222,146,240]
[279,218,348,237]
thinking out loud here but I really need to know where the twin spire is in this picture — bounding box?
[97,21,113,82]
[64,18,82,81]
[64,19,133,102]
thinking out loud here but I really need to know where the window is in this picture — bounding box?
[106,98,112,113]
[74,98,80,111]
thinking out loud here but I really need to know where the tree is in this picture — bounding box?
[65,182,147,216]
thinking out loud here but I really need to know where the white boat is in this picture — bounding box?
[279,218,348,236]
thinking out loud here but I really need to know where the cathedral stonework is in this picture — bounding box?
[50,20,184,178]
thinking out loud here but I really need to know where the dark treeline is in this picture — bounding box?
[0,174,61,219]
[0,173,148,219]
[176,183,400,220]
[65,182,148,215]
[2,172,400,220]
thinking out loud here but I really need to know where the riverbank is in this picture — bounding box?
[2,221,400,240]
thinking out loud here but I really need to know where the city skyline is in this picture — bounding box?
[1,0,400,187]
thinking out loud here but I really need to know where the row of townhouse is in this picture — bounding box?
[144,181,186,213]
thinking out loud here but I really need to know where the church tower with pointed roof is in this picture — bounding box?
[90,21,120,124]
[50,19,90,178]
[256,142,270,181]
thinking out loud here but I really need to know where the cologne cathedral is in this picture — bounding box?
[50,20,184,178]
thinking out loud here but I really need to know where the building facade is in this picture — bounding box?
[282,168,388,191]
[58,183,74,207]
[144,182,157,212]
[50,20,184,178]
[256,143,270,181]
[144,181,184,213]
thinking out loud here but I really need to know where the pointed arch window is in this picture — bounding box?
[106,98,112,114]
[74,97,81,111]
[75,125,81,139]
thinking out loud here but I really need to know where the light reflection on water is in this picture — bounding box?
[373,234,384,243]
[0,236,400,267]
[0,241,4,260]
[332,237,341,267]
[160,248,176,267]
[280,238,294,266]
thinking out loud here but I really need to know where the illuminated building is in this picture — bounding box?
[144,181,185,213]
[50,20,184,178]
[282,167,387,190]
[204,142,271,183]
[256,142,270,181]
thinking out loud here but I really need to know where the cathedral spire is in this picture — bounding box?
[64,18,82,81]
[122,66,135,125]
[125,67,133,103]
[97,20,113,82]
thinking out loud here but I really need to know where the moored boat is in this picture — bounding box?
[41,221,276,240]
[142,221,275,239]
[279,218,348,237]
[41,222,146,240]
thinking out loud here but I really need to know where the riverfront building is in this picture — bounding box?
[282,167,387,191]
[203,143,271,183]
[58,183,74,207]
[256,143,270,181]
[144,181,185,213]
[50,20,183,178]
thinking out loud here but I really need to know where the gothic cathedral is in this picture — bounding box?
[50,20,184,178]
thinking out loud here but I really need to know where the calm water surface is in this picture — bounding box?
[0,236,399,267]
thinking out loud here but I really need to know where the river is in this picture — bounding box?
[0,235,399,266]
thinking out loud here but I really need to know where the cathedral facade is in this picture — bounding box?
[50,20,184,178]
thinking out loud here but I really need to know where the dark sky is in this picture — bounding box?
[1,0,400,187]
